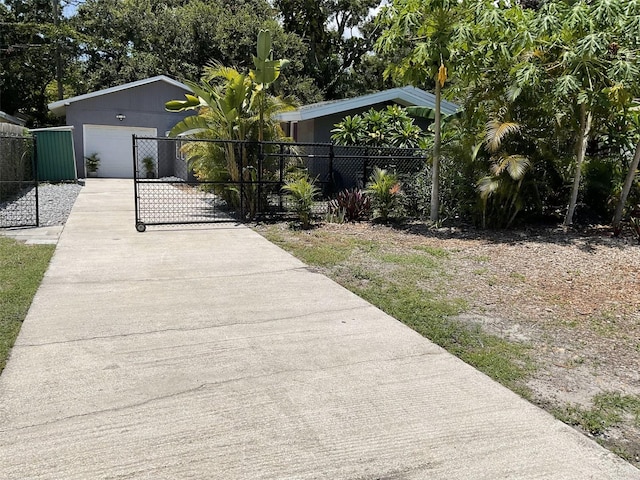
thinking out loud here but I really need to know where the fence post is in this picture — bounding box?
[329,143,334,194]
[33,134,39,227]
[363,147,369,189]
[279,143,284,210]
[257,142,265,217]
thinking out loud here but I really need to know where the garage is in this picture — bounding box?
[47,75,193,178]
[84,125,157,178]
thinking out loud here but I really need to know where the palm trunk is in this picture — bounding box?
[612,140,640,234]
[430,79,441,223]
[506,177,524,229]
[564,104,592,226]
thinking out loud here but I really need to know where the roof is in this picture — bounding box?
[48,75,190,116]
[276,86,459,122]
[0,110,27,126]
[30,126,74,132]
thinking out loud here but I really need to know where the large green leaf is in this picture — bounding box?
[165,94,202,112]
[256,29,271,62]
[406,106,436,120]
[168,115,211,137]
[252,57,290,85]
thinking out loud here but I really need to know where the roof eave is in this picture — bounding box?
[276,86,458,122]
[47,75,191,115]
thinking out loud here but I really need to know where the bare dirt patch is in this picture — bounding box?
[258,220,640,465]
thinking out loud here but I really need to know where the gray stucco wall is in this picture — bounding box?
[295,119,315,143]
[65,81,192,176]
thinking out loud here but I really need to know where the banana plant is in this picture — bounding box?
[251,29,289,141]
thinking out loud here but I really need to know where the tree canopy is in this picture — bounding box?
[3,0,640,231]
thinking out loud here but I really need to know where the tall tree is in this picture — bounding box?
[520,0,640,225]
[0,0,78,125]
[274,0,380,99]
[375,0,465,223]
[73,0,319,102]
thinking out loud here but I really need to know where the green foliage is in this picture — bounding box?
[0,237,54,373]
[166,32,295,218]
[8,0,300,122]
[476,119,531,228]
[328,188,371,222]
[0,0,79,126]
[375,0,465,222]
[282,172,320,229]
[251,29,290,141]
[366,167,402,222]
[581,157,624,220]
[399,168,431,219]
[274,0,382,99]
[510,0,640,225]
[84,152,100,173]
[142,156,155,177]
[554,392,640,436]
[331,105,424,148]
[260,224,534,395]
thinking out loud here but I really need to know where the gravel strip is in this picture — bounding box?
[37,183,83,226]
[0,182,83,228]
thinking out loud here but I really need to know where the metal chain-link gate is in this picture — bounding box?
[133,136,427,231]
[0,135,38,228]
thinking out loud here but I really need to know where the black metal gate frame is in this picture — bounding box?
[133,137,307,231]
[132,135,427,232]
[0,134,39,229]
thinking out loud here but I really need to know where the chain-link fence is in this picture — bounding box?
[0,135,38,228]
[133,136,428,230]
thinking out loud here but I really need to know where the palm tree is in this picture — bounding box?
[477,119,531,228]
[165,31,295,218]
[375,0,463,223]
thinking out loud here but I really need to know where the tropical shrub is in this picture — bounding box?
[282,172,320,229]
[366,167,401,222]
[85,153,100,174]
[476,120,531,229]
[399,169,430,219]
[166,30,294,219]
[328,188,371,222]
[331,105,424,148]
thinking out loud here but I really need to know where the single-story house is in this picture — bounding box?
[48,78,458,180]
[276,87,460,190]
[48,75,192,178]
[276,86,460,143]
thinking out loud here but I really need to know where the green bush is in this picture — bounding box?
[366,167,401,222]
[282,172,320,229]
[399,169,430,219]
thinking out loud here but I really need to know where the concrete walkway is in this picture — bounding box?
[1,179,638,479]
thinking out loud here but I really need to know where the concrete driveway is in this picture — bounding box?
[0,179,638,479]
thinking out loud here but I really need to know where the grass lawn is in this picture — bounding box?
[257,221,640,465]
[259,223,535,397]
[0,236,54,373]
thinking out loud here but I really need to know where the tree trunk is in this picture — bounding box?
[52,0,64,100]
[612,140,640,234]
[564,104,592,226]
[430,79,441,223]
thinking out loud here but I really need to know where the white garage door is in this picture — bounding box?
[84,125,157,178]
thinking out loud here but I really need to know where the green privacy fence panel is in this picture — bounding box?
[35,130,77,181]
